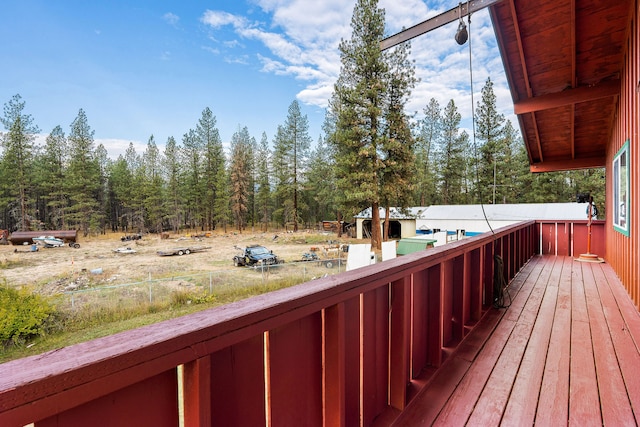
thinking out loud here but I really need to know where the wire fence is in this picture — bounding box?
[61,258,347,312]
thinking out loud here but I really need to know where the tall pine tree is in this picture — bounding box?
[380,40,417,239]
[229,126,253,232]
[414,98,442,206]
[474,77,505,204]
[438,100,467,204]
[255,132,272,231]
[196,107,224,230]
[66,109,101,235]
[328,0,389,249]
[0,94,39,230]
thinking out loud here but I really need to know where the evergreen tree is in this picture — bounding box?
[40,125,68,229]
[567,168,605,212]
[327,0,389,249]
[497,120,520,203]
[163,136,183,232]
[246,133,257,230]
[275,100,311,231]
[94,143,110,233]
[474,77,505,204]
[124,143,146,231]
[305,136,336,227]
[107,156,132,232]
[414,98,442,206]
[66,109,101,235]
[142,136,166,233]
[380,40,417,238]
[439,100,467,204]
[0,94,39,230]
[229,126,252,232]
[196,107,224,230]
[213,155,231,233]
[181,129,204,230]
[271,125,290,227]
[255,132,272,231]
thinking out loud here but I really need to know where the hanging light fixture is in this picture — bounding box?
[455,2,468,45]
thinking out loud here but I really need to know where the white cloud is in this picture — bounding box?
[163,12,180,27]
[201,10,246,28]
[96,138,147,159]
[33,135,144,160]
[201,1,513,124]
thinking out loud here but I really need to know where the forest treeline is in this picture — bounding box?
[0,0,603,242]
[0,88,603,238]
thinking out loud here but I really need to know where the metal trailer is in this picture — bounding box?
[156,246,211,256]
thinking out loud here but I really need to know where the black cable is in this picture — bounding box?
[465,9,510,309]
[493,254,512,308]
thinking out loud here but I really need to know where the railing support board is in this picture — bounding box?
[390,276,411,410]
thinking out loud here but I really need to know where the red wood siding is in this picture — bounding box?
[537,220,606,257]
[606,0,640,308]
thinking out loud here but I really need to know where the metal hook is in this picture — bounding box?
[455,2,468,45]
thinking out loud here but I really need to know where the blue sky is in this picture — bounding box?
[0,0,513,158]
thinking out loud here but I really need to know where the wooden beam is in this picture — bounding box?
[529,157,605,173]
[380,0,504,51]
[514,80,620,115]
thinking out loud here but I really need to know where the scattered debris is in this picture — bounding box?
[190,232,212,239]
[300,252,319,262]
[113,247,137,254]
[14,244,39,253]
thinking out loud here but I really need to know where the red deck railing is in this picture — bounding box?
[1,221,540,426]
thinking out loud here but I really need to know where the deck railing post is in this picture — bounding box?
[183,356,212,427]
[390,276,411,410]
[323,303,346,426]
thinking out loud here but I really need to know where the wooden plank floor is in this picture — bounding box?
[393,255,640,426]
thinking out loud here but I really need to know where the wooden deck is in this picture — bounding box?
[393,255,640,426]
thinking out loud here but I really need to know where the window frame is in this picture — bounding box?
[613,140,630,236]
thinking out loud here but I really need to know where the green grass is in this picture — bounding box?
[0,274,307,364]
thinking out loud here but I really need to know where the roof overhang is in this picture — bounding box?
[489,0,630,172]
[382,1,632,173]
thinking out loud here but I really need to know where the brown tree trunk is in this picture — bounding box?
[383,205,390,241]
[371,202,382,250]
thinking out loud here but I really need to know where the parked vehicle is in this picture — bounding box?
[32,236,80,248]
[233,245,282,267]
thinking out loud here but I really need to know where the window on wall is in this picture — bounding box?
[613,140,630,235]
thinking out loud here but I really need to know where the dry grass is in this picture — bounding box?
[0,230,358,362]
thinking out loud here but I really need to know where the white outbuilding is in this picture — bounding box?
[354,203,593,241]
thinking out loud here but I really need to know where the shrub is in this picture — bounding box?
[0,287,54,346]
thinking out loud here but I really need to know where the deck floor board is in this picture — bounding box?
[392,255,640,426]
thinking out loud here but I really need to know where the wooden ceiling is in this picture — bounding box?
[489,0,632,172]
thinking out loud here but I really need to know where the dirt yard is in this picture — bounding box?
[0,230,357,295]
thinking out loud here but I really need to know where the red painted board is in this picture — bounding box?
[269,313,323,426]
[361,286,390,427]
[210,334,266,426]
[35,369,178,427]
[582,262,634,425]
